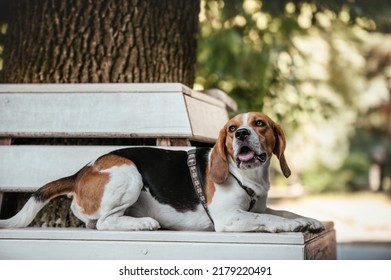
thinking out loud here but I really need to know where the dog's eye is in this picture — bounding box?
[254,120,264,127]
[228,125,237,133]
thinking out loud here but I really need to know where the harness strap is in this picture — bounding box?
[229,172,257,211]
[187,149,214,225]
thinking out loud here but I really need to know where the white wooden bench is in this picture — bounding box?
[0,83,336,259]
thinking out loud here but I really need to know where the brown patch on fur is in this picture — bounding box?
[33,176,76,202]
[209,127,229,184]
[247,112,291,177]
[93,154,134,170]
[205,166,216,203]
[246,112,276,155]
[74,168,109,215]
[224,114,243,161]
[272,123,291,178]
[73,154,135,215]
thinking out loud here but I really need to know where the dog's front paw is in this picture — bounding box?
[137,217,161,231]
[294,217,324,233]
[265,220,305,233]
[129,217,160,231]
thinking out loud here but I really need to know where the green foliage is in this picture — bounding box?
[302,151,370,193]
[197,0,391,192]
[198,0,299,115]
[197,0,386,121]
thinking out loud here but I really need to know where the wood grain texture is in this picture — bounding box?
[305,230,337,260]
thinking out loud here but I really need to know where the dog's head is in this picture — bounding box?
[210,112,291,184]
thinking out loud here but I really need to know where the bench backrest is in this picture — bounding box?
[0,83,228,142]
[0,83,228,192]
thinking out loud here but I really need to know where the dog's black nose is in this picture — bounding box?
[235,128,250,141]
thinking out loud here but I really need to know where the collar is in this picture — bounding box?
[187,149,214,225]
[228,157,270,197]
[229,172,257,211]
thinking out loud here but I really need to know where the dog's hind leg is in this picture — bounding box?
[73,154,160,231]
[100,156,160,231]
[70,200,98,229]
[95,163,160,231]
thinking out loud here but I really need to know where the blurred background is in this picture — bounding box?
[1,0,390,259]
[194,0,391,259]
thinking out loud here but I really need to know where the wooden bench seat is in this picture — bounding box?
[0,223,336,260]
[0,83,336,259]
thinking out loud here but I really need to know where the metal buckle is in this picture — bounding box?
[187,152,196,167]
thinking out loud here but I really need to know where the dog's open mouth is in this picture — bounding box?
[237,146,267,164]
[238,146,255,162]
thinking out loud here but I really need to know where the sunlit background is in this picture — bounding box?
[196,0,391,193]
[194,0,391,258]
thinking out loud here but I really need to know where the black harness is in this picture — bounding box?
[187,149,257,225]
[187,149,214,224]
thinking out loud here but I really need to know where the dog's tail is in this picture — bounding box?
[0,175,76,228]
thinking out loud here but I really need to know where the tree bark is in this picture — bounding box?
[1,0,200,227]
[3,0,199,86]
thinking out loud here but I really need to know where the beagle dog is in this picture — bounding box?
[0,112,324,233]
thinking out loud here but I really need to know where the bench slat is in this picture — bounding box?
[0,83,189,93]
[0,146,121,192]
[185,95,228,141]
[0,83,226,108]
[0,146,190,192]
[0,92,192,138]
[0,239,304,260]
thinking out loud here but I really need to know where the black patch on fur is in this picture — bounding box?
[109,147,211,212]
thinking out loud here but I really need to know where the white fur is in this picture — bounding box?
[127,189,213,231]
[209,167,305,232]
[208,119,324,233]
[242,113,249,124]
[0,197,47,228]
[88,164,160,231]
[228,157,270,197]
[232,116,264,170]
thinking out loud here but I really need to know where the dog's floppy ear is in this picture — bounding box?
[273,123,291,178]
[210,127,229,184]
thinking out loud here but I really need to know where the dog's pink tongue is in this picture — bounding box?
[238,150,255,162]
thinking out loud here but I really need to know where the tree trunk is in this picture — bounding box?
[1,0,200,227]
[3,0,199,86]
